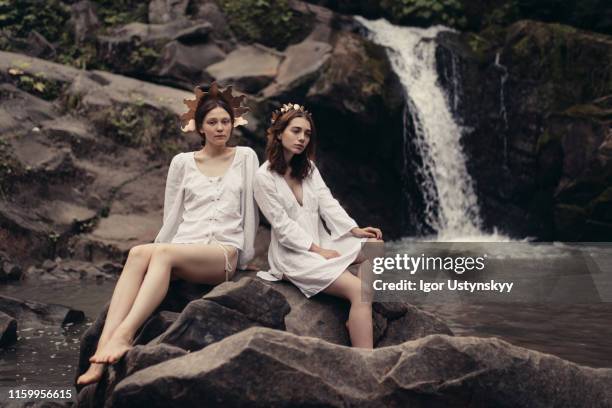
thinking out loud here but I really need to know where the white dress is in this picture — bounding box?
[254,161,366,297]
[154,146,259,269]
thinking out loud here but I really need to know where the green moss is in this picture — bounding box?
[91,0,147,28]
[7,69,62,100]
[379,0,467,29]
[128,45,160,72]
[0,0,70,43]
[101,103,178,151]
[215,0,312,50]
[0,139,23,198]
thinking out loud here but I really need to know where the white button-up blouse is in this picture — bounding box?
[154,146,259,269]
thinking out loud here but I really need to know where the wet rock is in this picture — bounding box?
[150,278,288,351]
[0,254,22,282]
[109,327,612,408]
[133,311,179,345]
[25,31,56,60]
[155,41,225,90]
[437,21,612,240]
[259,275,452,346]
[173,22,214,44]
[206,45,281,93]
[261,40,332,99]
[121,343,187,378]
[69,0,101,43]
[148,0,189,24]
[0,295,84,327]
[0,311,17,347]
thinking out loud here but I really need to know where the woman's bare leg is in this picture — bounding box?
[323,271,373,348]
[77,243,156,385]
[90,243,237,364]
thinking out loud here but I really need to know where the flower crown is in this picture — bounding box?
[180,82,249,132]
[270,103,312,124]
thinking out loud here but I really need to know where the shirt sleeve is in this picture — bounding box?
[238,148,260,269]
[154,153,185,243]
[311,165,358,240]
[253,170,313,252]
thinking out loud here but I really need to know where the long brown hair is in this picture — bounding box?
[265,109,316,181]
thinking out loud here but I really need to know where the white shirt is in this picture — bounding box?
[254,161,365,297]
[154,146,259,269]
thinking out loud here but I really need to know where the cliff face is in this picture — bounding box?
[436,20,612,240]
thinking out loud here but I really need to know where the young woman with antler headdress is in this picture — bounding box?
[77,83,259,385]
[253,103,383,348]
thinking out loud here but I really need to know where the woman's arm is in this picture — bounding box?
[311,165,359,239]
[254,171,313,252]
[154,153,185,243]
[238,148,260,269]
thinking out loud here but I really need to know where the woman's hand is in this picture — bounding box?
[317,248,341,260]
[309,243,341,260]
[351,226,383,239]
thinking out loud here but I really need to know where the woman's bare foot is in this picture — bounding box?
[89,333,133,364]
[76,362,106,385]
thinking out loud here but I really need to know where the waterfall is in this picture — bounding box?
[356,17,484,240]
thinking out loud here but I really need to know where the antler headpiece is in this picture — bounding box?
[180,82,249,132]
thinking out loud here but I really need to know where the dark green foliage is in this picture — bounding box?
[0,0,70,42]
[216,0,312,49]
[380,0,468,28]
[91,0,148,27]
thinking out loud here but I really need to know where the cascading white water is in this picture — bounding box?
[357,17,484,240]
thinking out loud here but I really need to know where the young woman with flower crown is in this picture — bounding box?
[77,83,259,385]
[254,103,383,348]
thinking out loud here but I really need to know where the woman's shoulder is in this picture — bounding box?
[255,160,276,180]
[169,151,192,169]
[235,145,258,159]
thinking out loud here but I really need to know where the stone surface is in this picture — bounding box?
[0,295,84,327]
[0,310,17,347]
[206,45,281,93]
[109,327,612,408]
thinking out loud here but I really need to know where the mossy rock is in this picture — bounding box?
[379,0,468,29]
[554,204,587,240]
[0,139,24,197]
[4,68,63,101]
[556,179,607,206]
[90,102,179,155]
[587,187,612,223]
[215,0,313,50]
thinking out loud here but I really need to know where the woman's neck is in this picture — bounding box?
[202,143,229,158]
[283,150,293,165]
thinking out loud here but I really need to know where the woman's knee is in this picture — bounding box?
[129,243,155,259]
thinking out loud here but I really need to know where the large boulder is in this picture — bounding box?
[206,45,282,93]
[76,275,452,406]
[0,295,84,327]
[261,40,332,99]
[0,311,17,347]
[109,327,612,407]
